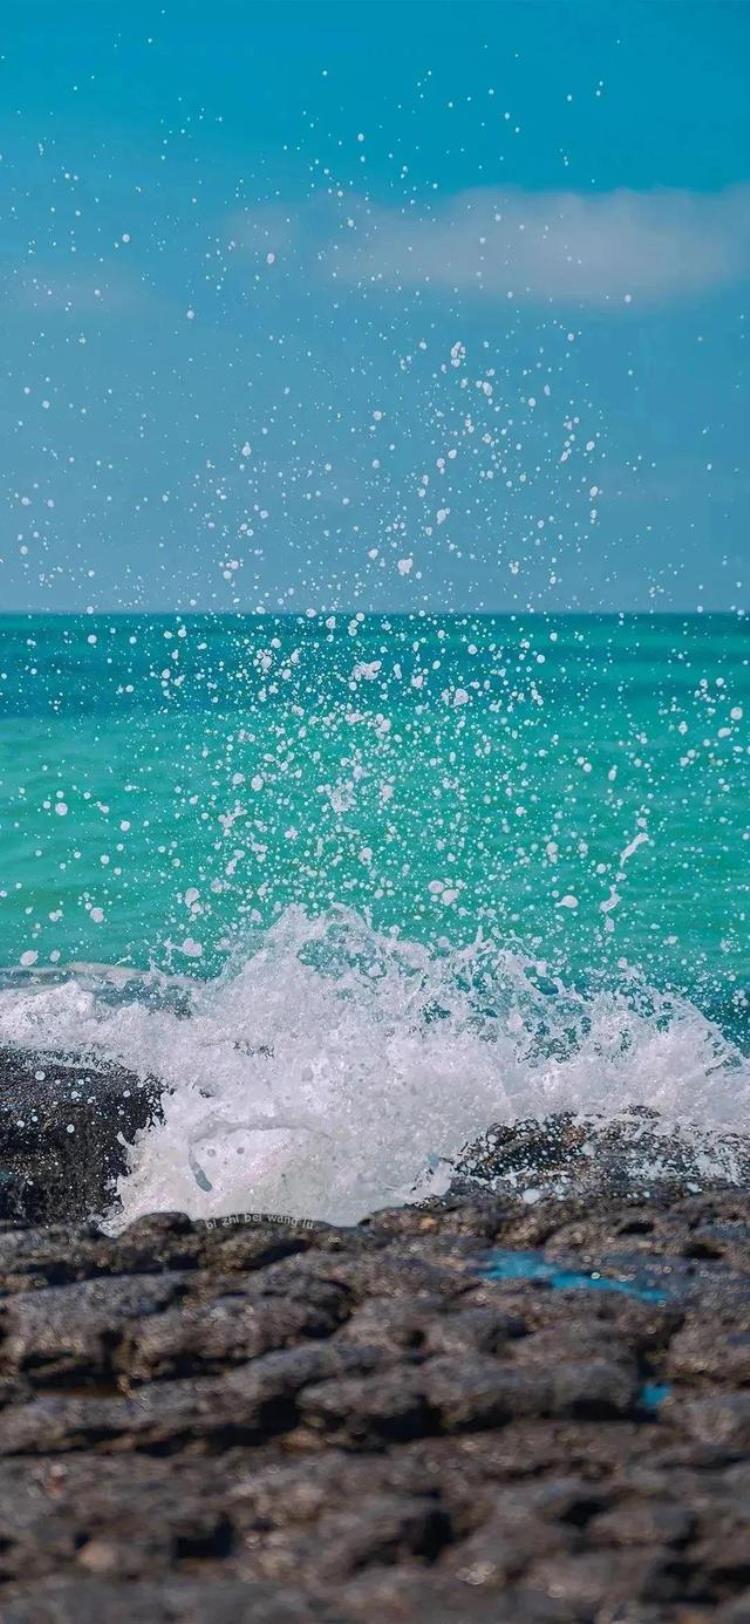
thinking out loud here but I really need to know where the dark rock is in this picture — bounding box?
[588,1496,695,1547]
[340,1568,578,1622]
[523,1546,689,1610]
[0,1578,343,1622]
[119,1291,347,1383]
[0,1168,746,1620]
[717,1594,750,1622]
[423,1355,552,1430]
[0,1273,188,1385]
[455,1107,750,1202]
[674,1393,750,1450]
[0,1342,386,1457]
[0,1047,162,1226]
[298,1368,433,1447]
[446,1508,574,1588]
[667,1315,750,1385]
[254,1491,453,1585]
[551,1356,639,1419]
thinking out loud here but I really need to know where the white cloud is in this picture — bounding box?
[232,185,750,307]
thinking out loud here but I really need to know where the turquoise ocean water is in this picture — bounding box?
[0,612,748,1222]
[1,613,747,1004]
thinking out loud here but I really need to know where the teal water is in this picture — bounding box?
[1,611,748,1225]
[0,612,747,1014]
[479,1249,668,1303]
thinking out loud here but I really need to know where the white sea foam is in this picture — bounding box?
[0,907,747,1228]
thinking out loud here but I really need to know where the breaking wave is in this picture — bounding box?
[0,907,748,1227]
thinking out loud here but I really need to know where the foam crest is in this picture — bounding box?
[0,908,747,1227]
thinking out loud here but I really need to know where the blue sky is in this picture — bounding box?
[1,0,748,611]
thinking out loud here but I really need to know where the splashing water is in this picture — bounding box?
[0,907,747,1227]
[1,613,748,1005]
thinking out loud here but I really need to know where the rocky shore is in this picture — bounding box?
[0,1175,748,1620]
[0,1048,747,1619]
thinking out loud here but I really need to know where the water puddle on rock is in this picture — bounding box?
[478,1247,670,1303]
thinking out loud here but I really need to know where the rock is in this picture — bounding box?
[0,1579,342,1622]
[0,1342,386,1457]
[0,1172,747,1619]
[523,1546,687,1610]
[588,1497,695,1547]
[0,1272,189,1384]
[423,1355,552,1430]
[454,1107,750,1203]
[551,1356,639,1419]
[674,1393,750,1451]
[717,1594,750,1623]
[120,1291,347,1384]
[298,1368,433,1447]
[0,1047,162,1226]
[667,1315,750,1385]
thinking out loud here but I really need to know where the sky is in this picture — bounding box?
[0,0,748,613]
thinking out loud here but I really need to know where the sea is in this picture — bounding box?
[0,611,748,1225]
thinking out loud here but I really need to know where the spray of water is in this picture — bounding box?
[0,906,747,1227]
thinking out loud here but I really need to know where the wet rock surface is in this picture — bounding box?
[454,1106,750,1199]
[0,1183,748,1621]
[0,1047,162,1226]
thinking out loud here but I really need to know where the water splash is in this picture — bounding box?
[0,907,748,1228]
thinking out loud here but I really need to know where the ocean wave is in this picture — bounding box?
[0,907,748,1228]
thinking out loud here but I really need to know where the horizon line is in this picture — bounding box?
[0,607,745,622]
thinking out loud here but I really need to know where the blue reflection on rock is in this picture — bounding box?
[479,1247,668,1303]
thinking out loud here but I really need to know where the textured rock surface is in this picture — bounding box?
[0,1185,748,1621]
[0,1048,161,1225]
[455,1107,750,1198]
